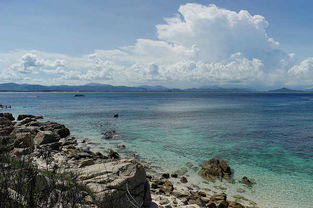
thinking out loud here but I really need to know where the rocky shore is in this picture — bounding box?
[0,112,261,208]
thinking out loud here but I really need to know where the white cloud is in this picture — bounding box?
[9,53,66,74]
[0,3,311,89]
[287,57,313,87]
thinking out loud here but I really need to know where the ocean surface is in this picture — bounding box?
[1,92,312,208]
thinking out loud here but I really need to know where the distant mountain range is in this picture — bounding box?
[0,83,311,93]
[267,88,305,93]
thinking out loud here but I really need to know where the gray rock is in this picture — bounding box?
[228,201,245,208]
[199,158,232,180]
[240,176,255,186]
[12,147,32,156]
[180,176,188,183]
[0,113,15,121]
[78,160,151,208]
[17,117,37,126]
[34,131,60,146]
[117,144,126,149]
[13,132,34,148]
[17,114,43,121]
[39,122,70,138]
[102,130,119,139]
[0,116,13,126]
[0,117,14,136]
[108,149,120,159]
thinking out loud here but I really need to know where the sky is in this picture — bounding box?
[0,0,313,89]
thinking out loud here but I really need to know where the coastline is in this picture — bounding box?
[88,141,263,208]
[0,112,263,208]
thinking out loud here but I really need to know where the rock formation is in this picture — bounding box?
[199,158,232,181]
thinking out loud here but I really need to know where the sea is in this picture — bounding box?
[1,92,312,208]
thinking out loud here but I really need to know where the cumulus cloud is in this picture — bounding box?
[10,53,65,74]
[287,57,313,87]
[0,3,311,88]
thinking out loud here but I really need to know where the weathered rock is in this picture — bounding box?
[10,125,39,136]
[0,136,14,153]
[17,117,37,126]
[162,173,170,179]
[218,200,229,208]
[78,160,151,208]
[33,131,60,146]
[40,141,62,150]
[13,132,34,148]
[12,147,32,156]
[160,180,174,194]
[210,194,226,204]
[0,112,15,121]
[59,136,77,146]
[17,114,43,121]
[170,173,178,178]
[108,149,120,159]
[172,190,190,198]
[0,117,14,136]
[0,116,13,126]
[78,158,95,168]
[102,130,119,139]
[207,203,217,208]
[55,127,70,138]
[39,122,70,138]
[199,158,232,180]
[117,144,126,149]
[240,176,254,186]
[180,176,188,183]
[229,201,245,208]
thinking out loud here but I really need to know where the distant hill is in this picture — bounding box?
[267,88,304,93]
[0,83,309,93]
[184,87,256,92]
[0,83,169,92]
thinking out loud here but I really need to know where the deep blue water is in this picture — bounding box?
[1,92,313,207]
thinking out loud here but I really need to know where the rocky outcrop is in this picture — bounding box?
[79,160,152,207]
[199,158,232,181]
[0,113,252,208]
[1,113,153,208]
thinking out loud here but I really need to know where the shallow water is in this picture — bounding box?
[1,92,313,207]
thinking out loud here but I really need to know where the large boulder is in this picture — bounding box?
[39,122,70,138]
[199,158,232,180]
[0,112,15,121]
[78,159,152,208]
[33,131,60,146]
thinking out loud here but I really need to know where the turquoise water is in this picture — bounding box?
[1,92,313,207]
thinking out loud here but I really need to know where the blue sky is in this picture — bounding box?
[0,0,313,88]
[1,0,312,58]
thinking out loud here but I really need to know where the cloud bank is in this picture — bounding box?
[0,3,312,89]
